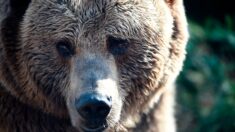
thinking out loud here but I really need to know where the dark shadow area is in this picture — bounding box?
[176,0,235,132]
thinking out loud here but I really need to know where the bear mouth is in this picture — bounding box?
[79,120,108,132]
[80,124,108,132]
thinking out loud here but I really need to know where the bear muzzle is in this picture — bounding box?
[75,93,112,131]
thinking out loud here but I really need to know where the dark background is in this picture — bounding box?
[176,0,235,132]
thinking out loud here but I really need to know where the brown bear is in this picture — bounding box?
[0,0,189,131]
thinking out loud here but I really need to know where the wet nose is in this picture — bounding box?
[75,93,112,120]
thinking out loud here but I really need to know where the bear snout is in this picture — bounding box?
[75,93,112,120]
[75,93,112,131]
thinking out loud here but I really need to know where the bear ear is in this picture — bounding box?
[166,0,184,6]
[1,0,32,65]
[165,0,175,5]
[1,0,32,41]
[0,0,32,22]
[163,0,189,50]
[8,0,31,17]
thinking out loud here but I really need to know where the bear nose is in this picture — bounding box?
[75,93,112,120]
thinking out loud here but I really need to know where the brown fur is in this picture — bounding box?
[0,0,188,131]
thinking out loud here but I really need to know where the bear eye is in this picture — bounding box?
[56,40,74,58]
[107,36,129,56]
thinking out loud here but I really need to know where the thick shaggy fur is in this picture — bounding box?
[0,0,188,131]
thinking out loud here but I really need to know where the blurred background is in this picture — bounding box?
[176,0,235,132]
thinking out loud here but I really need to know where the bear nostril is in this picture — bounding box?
[97,104,111,118]
[79,102,111,119]
[107,96,112,102]
[75,93,112,120]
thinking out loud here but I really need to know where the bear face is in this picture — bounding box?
[0,0,188,131]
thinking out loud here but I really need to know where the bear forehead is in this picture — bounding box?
[25,0,169,43]
[55,0,140,8]
[31,0,160,29]
[40,0,156,22]
[43,0,144,14]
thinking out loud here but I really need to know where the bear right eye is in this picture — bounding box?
[107,36,129,56]
[56,40,74,58]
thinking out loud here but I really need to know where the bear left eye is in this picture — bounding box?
[107,36,129,56]
[56,40,74,58]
